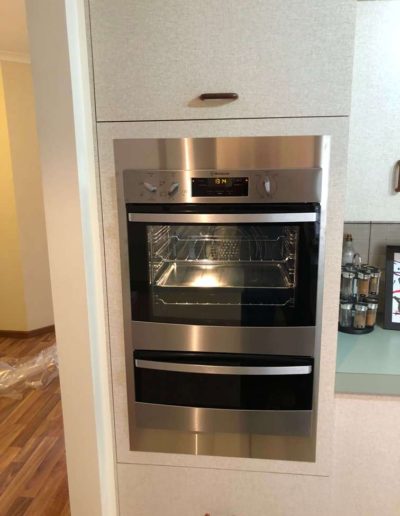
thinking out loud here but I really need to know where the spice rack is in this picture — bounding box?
[339,264,381,335]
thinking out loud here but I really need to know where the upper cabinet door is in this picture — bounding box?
[346,1,400,222]
[89,0,356,122]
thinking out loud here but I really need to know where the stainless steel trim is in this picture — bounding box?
[135,359,312,375]
[134,402,312,436]
[116,136,321,171]
[132,321,316,356]
[113,135,330,457]
[116,136,323,204]
[128,212,318,224]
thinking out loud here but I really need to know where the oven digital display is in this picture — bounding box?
[192,177,249,197]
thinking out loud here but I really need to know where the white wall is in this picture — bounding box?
[25,0,109,514]
[346,0,400,222]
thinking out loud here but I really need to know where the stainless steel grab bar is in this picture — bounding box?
[135,359,312,375]
[128,213,318,224]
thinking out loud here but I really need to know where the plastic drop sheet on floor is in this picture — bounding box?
[0,344,58,399]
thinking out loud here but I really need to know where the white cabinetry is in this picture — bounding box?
[89,0,355,121]
[346,1,400,222]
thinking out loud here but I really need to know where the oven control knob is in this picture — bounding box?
[263,177,271,194]
[168,182,179,196]
[144,182,157,193]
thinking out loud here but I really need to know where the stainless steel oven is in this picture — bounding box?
[117,136,327,461]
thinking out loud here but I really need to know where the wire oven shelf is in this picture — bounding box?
[152,278,296,306]
[154,297,294,307]
[148,225,298,295]
[151,226,298,264]
[156,262,295,289]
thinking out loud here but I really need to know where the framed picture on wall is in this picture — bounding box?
[384,246,400,330]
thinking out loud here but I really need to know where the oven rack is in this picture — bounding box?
[154,236,297,263]
[154,296,294,307]
[150,226,297,244]
[154,262,296,290]
[151,231,298,244]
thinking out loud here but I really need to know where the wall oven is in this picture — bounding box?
[118,136,327,461]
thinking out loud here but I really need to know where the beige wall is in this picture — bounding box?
[0,60,53,331]
[0,65,27,331]
[1,61,53,330]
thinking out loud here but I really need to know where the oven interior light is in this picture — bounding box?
[190,268,222,288]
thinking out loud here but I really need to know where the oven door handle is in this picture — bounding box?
[128,213,318,224]
[135,359,312,376]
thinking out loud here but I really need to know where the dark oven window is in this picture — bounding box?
[128,207,319,327]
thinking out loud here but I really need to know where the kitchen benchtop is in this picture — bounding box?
[335,325,400,396]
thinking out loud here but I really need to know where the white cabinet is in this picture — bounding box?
[89,0,355,122]
[345,1,400,222]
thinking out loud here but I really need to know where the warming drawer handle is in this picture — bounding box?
[135,360,312,376]
[128,213,318,224]
[199,92,239,101]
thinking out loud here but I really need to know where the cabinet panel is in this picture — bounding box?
[345,1,400,222]
[89,0,355,121]
[98,116,348,477]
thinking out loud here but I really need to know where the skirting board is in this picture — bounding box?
[0,325,55,339]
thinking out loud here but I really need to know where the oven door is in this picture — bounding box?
[133,350,313,437]
[127,204,319,331]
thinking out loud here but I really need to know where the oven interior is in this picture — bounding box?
[147,224,299,308]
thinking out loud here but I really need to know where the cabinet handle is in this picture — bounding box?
[395,160,400,193]
[199,92,239,101]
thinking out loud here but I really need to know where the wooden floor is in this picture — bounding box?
[0,332,70,515]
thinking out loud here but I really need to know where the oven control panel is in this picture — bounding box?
[123,168,322,204]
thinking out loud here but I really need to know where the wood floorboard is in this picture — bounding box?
[4,496,32,516]
[22,437,65,498]
[0,447,20,474]
[59,503,71,516]
[0,333,70,515]
[2,391,40,427]
[12,394,60,447]
[25,457,69,516]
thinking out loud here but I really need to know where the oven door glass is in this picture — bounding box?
[128,206,319,327]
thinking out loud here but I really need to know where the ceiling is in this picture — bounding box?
[0,0,29,56]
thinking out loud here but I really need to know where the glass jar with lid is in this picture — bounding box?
[354,302,368,329]
[366,298,379,327]
[368,268,381,296]
[340,269,355,298]
[357,270,371,297]
[339,301,353,328]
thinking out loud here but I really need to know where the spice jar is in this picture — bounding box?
[357,271,371,297]
[366,299,379,327]
[342,233,355,265]
[368,269,381,296]
[339,301,353,328]
[340,270,355,298]
[354,303,368,329]
[347,265,359,296]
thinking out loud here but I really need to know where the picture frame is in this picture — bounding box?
[384,245,400,330]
